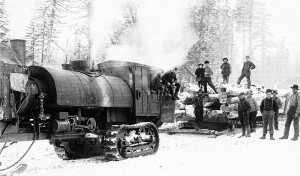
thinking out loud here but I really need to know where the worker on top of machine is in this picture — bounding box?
[150,72,163,94]
[260,89,278,140]
[238,92,251,138]
[161,67,181,100]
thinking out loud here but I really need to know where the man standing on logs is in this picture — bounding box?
[237,56,256,89]
[195,63,205,90]
[162,67,181,101]
[220,58,231,84]
[279,84,300,141]
[203,60,218,94]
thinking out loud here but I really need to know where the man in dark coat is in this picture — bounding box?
[220,58,231,84]
[279,84,300,141]
[203,60,218,94]
[237,56,256,89]
[238,92,251,138]
[195,63,205,90]
[260,89,279,140]
[161,68,181,100]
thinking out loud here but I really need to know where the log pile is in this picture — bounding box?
[175,83,289,124]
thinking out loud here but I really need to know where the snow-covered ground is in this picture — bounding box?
[1,119,300,176]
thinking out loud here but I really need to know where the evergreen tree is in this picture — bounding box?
[0,0,9,43]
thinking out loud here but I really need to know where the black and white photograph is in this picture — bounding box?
[0,0,300,175]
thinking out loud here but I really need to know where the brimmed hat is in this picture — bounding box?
[198,63,204,66]
[247,90,253,95]
[266,89,272,93]
[223,58,228,61]
[272,90,278,94]
[291,84,299,90]
[238,92,245,96]
[204,60,210,64]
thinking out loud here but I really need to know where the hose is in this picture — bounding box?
[0,139,35,172]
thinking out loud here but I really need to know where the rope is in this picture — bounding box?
[0,140,35,172]
[0,143,6,156]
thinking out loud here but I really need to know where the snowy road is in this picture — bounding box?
[1,120,300,176]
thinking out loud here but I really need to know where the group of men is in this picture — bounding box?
[160,55,256,100]
[159,56,299,141]
[237,85,300,141]
[195,55,256,93]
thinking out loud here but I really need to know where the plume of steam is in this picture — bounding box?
[90,0,198,71]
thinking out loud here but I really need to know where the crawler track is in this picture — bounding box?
[53,122,159,160]
[103,122,160,159]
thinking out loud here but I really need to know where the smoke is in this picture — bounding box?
[90,0,198,71]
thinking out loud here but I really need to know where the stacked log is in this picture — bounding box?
[175,83,289,124]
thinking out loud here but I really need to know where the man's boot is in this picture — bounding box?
[174,91,180,100]
[238,127,246,138]
[279,127,289,139]
[246,125,251,137]
[291,137,298,141]
[260,134,266,139]
[270,134,275,140]
[252,128,256,133]
[279,136,288,139]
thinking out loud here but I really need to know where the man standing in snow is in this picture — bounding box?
[203,60,218,94]
[273,90,282,130]
[279,84,300,141]
[260,89,278,140]
[246,90,259,133]
[220,58,231,84]
[162,67,181,101]
[238,92,251,138]
[237,56,256,89]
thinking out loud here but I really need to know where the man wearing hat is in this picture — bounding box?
[162,67,181,101]
[220,58,231,84]
[279,84,300,141]
[246,90,259,133]
[238,92,252,138]
[195,63,205,90]
[237,56,256,89]
[259,89,278,140]
[273,90,282,130]
[203,60,218,94]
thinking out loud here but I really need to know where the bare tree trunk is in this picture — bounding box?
[45,0,57,63]
[249,0,254,56]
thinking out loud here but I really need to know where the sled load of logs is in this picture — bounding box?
[175,82,289,125]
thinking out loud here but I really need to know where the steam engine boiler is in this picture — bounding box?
[0,44,175,159]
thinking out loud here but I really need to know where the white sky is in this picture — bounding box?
[6,0,36,39]
[5,0,300,53]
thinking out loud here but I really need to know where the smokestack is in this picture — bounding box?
[10,39,26,64]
